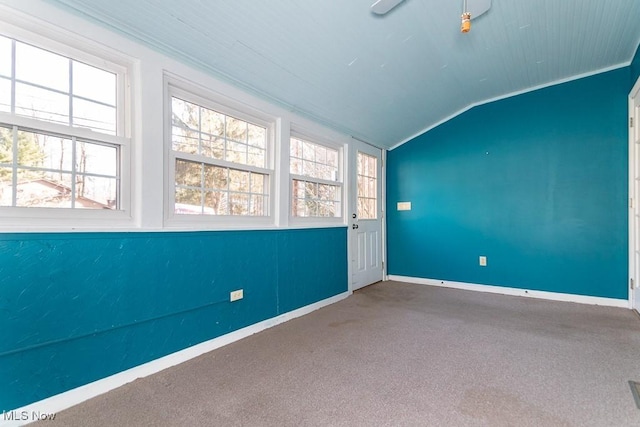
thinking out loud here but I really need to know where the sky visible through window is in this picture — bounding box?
[0,34,120,210]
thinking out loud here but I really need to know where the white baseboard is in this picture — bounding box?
[1,291,351,427]
[388,275,629,308]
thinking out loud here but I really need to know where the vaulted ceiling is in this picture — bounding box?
[41,0,640,149]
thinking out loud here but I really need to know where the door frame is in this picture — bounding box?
[382,148,387,281]
[347,137,386,292]
[628,75,640,311]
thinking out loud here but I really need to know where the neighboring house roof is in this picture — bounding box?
[1,178,112,209]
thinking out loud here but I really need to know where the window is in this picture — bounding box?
[357,152,377,219]
[169,90,272,218]
[0,32,127,213]
[290,136,342,218]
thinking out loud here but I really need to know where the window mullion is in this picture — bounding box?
[290,173,341,187]
[244,122,249,166]
[172,150,270,175]
[248,172,253,214]
[116,144,122,210]
[0,112,128,146]
[223,115,228,161]
[10,39,15,114]
[200,161,205,214]
[225,167,230,215]
[11,125,17,206]
[68,58,73,127]
[198,106,202,156]
[13,79,72,97]
[71,136,76,208]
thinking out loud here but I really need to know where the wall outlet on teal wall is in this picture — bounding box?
[230,289,244,301]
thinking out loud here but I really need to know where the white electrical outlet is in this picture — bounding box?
[230,289,244,302]
[479,256,487,267]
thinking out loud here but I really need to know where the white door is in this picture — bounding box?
[350,139,384,290]
[630,77,640,312]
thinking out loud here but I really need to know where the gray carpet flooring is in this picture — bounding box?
[36,281,640,426]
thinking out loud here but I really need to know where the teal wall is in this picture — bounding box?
[0,227,347,411]
[387,68,629,300]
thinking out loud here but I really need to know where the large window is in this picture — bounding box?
[290,136,342,219]
[169,89,272,218]
[0,32,127,213]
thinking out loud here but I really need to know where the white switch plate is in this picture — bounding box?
[230,289,244,301]
[479,256,487,267]
[397,202,411,211]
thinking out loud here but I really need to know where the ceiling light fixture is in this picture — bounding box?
[462,0,492,33]
[370,0,490,33]
[461,6,472,33]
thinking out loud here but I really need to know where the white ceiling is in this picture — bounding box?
[38,0,640,149]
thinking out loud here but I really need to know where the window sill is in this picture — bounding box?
[0,208,135,233]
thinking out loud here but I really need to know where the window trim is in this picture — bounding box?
[0,19,133,230]
[164,76,277,229]
[288,130,345,225]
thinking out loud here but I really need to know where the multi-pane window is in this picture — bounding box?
[0,34,125,211]
[290,136,341,218]
[0,127,118,208]
[357,152,377,219]
[170,94,271,216]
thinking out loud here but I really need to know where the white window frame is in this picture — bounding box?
[164,77,276,229]
[0,18,133,231]
[289,129,345,226]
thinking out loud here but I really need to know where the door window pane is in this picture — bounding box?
[357,152,377,219]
